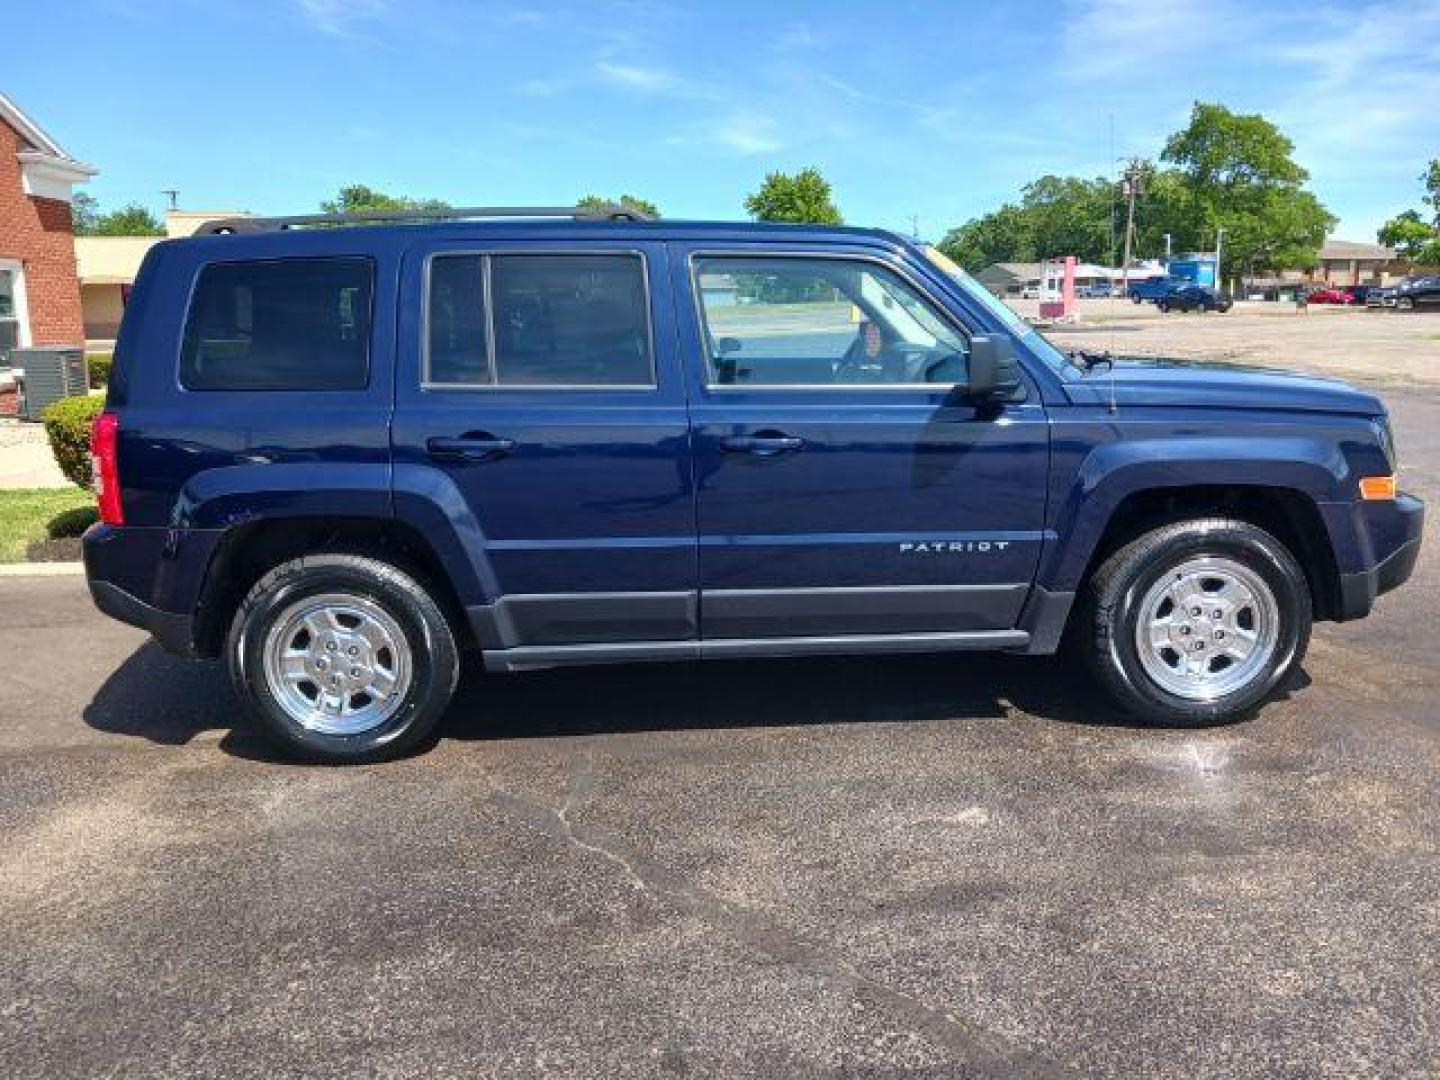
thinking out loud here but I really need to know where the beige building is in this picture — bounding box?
[75,209,247,340]
[1307,240,1426,287]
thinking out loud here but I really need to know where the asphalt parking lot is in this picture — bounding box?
[1,386,1436,1079]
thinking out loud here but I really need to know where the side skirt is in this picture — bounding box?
[482,629,1030,673]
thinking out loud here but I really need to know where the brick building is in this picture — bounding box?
[0,91,95,367]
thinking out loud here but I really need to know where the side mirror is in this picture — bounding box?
[966,335,1022,399]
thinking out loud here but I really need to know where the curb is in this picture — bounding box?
[0,561,85,577]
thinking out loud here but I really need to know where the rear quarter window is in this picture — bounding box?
[181,257,373,391]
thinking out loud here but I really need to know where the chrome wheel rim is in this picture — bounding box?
[1134,557,1280,701]
[262,592,412,735]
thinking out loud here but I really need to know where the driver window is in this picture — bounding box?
[693,256,968,386]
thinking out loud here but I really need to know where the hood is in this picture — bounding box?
[1080,356,1384,416]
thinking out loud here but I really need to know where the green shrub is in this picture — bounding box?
[41,394,106,489]
[86,352,113,390]
[47,504,98,538]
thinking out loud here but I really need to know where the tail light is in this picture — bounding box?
[91,411,123,525]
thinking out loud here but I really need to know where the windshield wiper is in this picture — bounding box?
[1069,349,1114,371]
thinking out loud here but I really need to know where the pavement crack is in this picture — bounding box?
[553,752,651,895]
[487,756,1069,1079]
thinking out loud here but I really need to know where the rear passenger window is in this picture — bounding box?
[181,258,372,391]
[425,253,652,387]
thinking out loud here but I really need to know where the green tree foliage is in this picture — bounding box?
[937,103,1334,283]
[1377,160,1440,265]
[70,192,99,234]
[743,168,842,225]
[1160,103,1334,284]
[320,184,451,214]
[577,194,660,217]
[71,196,165,237]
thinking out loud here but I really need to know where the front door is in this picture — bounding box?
[674,245,1049,640]
[392,239,696,649]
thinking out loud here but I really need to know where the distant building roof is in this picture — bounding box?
[976,262,1043,285]
[1319,240,1396,261]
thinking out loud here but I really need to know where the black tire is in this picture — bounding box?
[1081,519,1312,727]
[226,553,460,763]
[1132,294,1143,304]
[1157,300,1170,313]
[1396,296,1415,311]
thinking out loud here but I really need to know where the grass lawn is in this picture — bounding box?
[0,487,96,563]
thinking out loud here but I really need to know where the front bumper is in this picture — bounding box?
[1336,493,1424,620]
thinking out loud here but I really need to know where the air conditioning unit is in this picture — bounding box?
[14,346,87,420]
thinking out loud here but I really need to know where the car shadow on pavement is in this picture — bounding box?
[84,641,1300,758]
[440,651,1144,742]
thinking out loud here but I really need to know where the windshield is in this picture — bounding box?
[920,246,1076,374]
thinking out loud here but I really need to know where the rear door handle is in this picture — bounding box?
[720,433,805,457]
[426,435,516,461]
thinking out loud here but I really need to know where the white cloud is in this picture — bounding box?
[517,77,569,98]
[1058,0,1235,80]
[295,0,391,37]
[594,61,681,93]
[667,112,783,156]
[711,113,783,156]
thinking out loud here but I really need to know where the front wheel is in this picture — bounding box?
[1396,296,1415,311]
[1081,519,1312,726]
[227,553,460,763]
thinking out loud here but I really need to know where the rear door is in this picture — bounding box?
[391,238,696,649]
[673,243,1050,641]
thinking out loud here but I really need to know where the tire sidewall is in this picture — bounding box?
[1103,527,1310,723]
[231,559,454,761]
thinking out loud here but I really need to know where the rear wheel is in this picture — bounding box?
[227,553,459,763]
[1082,519,1311,726]
[1397,296,1415,311]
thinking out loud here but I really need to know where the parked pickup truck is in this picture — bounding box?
[83,207,1424,762]
[1127,277,1178,303]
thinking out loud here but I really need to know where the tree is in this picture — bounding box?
[1376,160,1440,265]
[1421,158,1440,223]
[1160,102,1334,286]
[320,184,450,214]
[577,194,660,217]
[71,192,100,234]
[743,168,842,224]
[1378,210,1435,260]
[76,202,165,237]
[937,177,1119,269]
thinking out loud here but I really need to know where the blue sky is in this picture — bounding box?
[7,0,1439,244]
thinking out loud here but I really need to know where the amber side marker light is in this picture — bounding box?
[1359,475,1397,501]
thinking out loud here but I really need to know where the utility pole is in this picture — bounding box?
[1163,232,1172,261]
[1120,159,1142,295]
[907,214,920,240]
[160,189,179,210]
[1215,227,1226,292]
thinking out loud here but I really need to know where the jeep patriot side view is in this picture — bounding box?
[82,205,1424,763]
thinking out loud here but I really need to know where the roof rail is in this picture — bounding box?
[193,204,655,236]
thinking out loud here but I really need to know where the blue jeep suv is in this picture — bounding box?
[83,206,1423,762]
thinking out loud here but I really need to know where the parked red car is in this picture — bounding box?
[1307,287,1354,305]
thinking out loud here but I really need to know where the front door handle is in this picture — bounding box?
[426,435,516,462]
[721,433,805,457]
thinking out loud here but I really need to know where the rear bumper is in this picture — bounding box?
[82,523,220,657]
[88,578,196,657]
[1335,493,1424,620]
